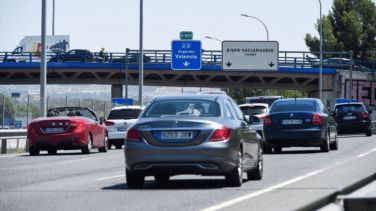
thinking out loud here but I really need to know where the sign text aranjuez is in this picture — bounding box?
[171,40,201,70]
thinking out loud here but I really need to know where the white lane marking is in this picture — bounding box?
[97,174,125,181]
[201,169,324,211]
[61,158,91,163]
[357,147,376,158]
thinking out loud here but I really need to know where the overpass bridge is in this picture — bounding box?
[0,50,375,108]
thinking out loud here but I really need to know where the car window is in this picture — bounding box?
[270,100,316,113]
[107,109,142,120]
[240,106,268,115]
[334,104,366,114]
[227,99,243,120]
[225,103,235,120]
[143,100,220,118]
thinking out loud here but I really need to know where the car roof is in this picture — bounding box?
[239,103,269,107]
[110,106,144,110]
[152,94,223,102]
[334,102,364,106]
[246,96,283,99]
[274,98,320,103]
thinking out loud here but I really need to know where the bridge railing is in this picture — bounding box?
[1,50,374,72]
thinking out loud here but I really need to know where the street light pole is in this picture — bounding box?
[241,14,270,95]
[52,0,55,35]
[319,0,323,101]
[139,0,143,107]
[241,14,269,41]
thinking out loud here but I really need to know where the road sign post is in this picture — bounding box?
[222,41,279,71]
[171,40,201,70]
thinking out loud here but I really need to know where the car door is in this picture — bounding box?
[319,101,337,139]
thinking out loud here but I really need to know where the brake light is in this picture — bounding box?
[209,126,231,142]
[260,116,265,120]
[105,121,115,126]
[358,113,369,118]
[332,115,341,119]
[126,128,141,142]
[248,105,255,107]
[209,92,214,94]
[312,113,322,125]
[263,115,272,127]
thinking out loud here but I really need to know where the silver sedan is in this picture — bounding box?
[124,94,263,188]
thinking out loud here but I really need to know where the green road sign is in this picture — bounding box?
[180,31,193,40]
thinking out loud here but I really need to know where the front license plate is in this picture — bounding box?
[118,126,127,131]
[282,119,302,125]
[45,127,64,133]
[161,131,193,139]
[343,116,356,120]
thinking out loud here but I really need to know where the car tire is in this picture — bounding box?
[115,144,122,149]
[320,131,330,152]
[154,175,170,183]
[274,147,282,153]
[225,149,243,187]
[29,147,40,156]
[82,134,92,154]
[263,143,272,154]
[330,131,339,150]
[98,135,108,153]
[126,168,145,188]
[366,129,372,137]
[247,148,263,180]
[47,147,57,155]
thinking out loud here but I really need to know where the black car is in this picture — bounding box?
[112,53,151,63]
[331,102,372,136]
[263,98,338,153]
[49,49,95,62]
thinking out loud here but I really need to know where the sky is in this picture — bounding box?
[1,0,340,53]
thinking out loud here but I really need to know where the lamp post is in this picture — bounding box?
[205,36,229,95]
[319,0,323,101]
[240,14,269,41]
[241,14,270,96]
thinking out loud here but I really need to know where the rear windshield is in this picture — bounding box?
[142,100,221,118]
[107,109,142,120]
[334,105,365,114]
[246,98,281,107]
[270,100,316,112]
[240,106,267,115]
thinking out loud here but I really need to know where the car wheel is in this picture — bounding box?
[154,175,170,183]
[366,129,372,137]
[247,148,263,180]
[263,143,272,154]
[126,168,145,188]
[115,144,122,149]
[29,147,40,156]
[330,131,339,150]
[98,135,108,153]
[82,134,92,154]
[47,147,57,155]
[274,147,282,153]
[225,149,243,187]
[320,131,330,152]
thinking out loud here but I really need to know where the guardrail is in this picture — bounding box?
[1,50,374,71]
[0,129,27,154]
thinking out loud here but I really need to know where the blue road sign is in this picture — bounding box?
[4,118,9,126]
[171,40,201,70]
[15,120,22,129]
[112,98,133,108]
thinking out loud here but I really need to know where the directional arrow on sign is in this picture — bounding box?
[183,61,190,67]
[226,61,232,67]
[268,62,275,67]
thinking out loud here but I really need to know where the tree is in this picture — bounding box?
[17,104,40,119]
[0,93,16,125]
[305,0,376,61]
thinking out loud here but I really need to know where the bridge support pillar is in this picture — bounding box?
[308,90,341,111]
[111,84,123,99]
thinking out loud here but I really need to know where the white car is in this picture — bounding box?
[105,106,144,149]
[239,103,270,136]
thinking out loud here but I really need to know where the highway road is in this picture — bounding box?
[1,134,376,211]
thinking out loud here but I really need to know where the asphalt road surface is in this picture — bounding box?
[1,134,376,211]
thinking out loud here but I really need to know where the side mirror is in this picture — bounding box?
[330,111,334,116]
[244,115,253,125]
[100,117,106,124]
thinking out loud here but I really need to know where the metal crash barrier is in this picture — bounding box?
[0,129,27,154]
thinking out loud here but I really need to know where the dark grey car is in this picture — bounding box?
[124,94,263,188]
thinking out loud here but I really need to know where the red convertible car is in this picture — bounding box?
[27,107,108,155]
